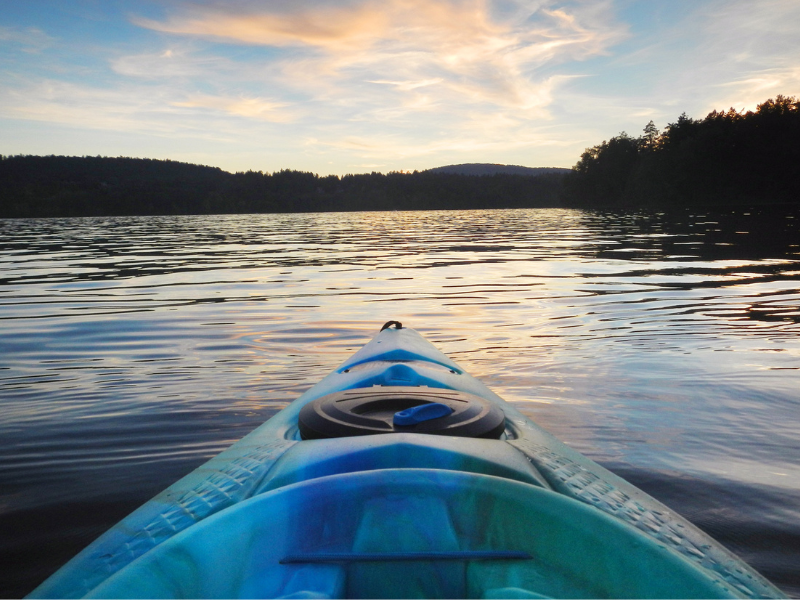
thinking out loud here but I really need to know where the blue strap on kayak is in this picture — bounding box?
[393,403,453,426]
[280,551,531,564]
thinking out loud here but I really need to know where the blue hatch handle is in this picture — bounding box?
[393,403,453,426]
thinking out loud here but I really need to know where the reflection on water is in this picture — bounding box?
[1,207,798,596]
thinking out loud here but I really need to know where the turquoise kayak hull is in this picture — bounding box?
[28,325,785,599]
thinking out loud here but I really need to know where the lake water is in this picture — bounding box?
[1,207,798,597]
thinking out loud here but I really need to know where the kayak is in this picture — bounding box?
[28,322,785,599]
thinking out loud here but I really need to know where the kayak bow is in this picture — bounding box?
[29,323,785,599]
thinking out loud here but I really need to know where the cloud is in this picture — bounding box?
[173,94,294,122]
[93,0,621,170]
[368,79,444,92]
[306,110,574,164]
[111,46,231,80]
[544,0,800,144]
[613,0,800,116]
[0,25,54,53]
[133,2,389,50]
[715,67,800,111]
[0,77,185,134]
[698,0,800,111]
[132,0,627,114]
[0,75,293,142]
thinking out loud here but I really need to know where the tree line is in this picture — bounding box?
[563,95,800,208]
[2,94,797,217]
[0,156,564,218]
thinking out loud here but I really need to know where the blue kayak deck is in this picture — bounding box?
[28,326,785,599]
[82,469,742,599]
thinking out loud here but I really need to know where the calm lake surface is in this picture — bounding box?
[1,207,799,597]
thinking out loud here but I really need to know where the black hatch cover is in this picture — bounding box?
[298,386,506,440]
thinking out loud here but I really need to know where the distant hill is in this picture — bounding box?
[427,163,571,177]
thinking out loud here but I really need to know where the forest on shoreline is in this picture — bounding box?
[564,95,800,208]
[1,95,797,218]
[0,157,564,218]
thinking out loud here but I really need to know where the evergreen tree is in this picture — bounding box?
[642,120,659,149]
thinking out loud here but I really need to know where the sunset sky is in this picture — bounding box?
[2,0,799,175]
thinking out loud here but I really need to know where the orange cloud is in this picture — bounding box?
[133,3,390,49]
[132,0,623,117]
[173,94,294,122]
[133,1,620,64]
